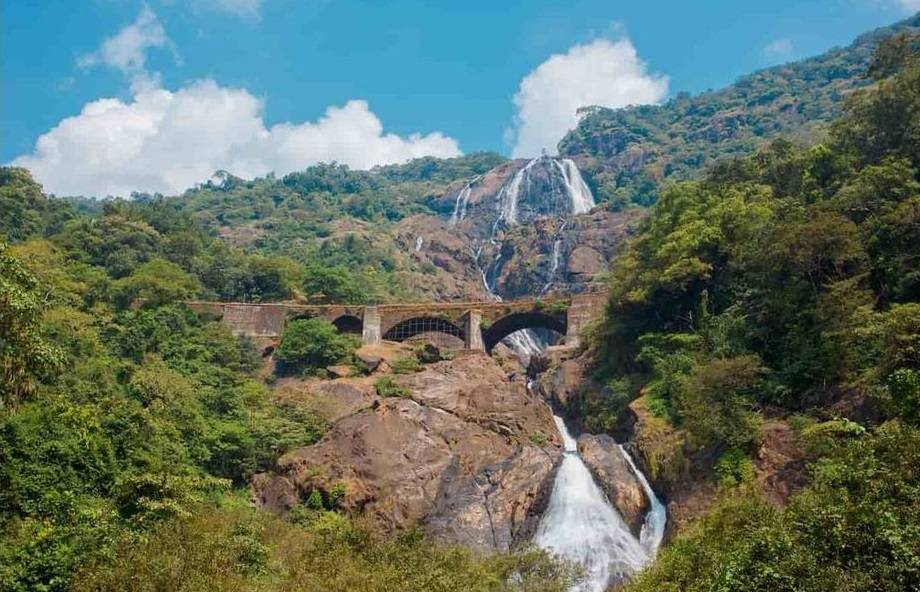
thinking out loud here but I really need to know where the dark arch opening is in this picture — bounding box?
[383,316,465,343]
[483,311,566,353]
[332,314,363,335]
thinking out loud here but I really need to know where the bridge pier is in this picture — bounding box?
[463,310,484,351]
[362,306,381,346]
[564,294,605,347]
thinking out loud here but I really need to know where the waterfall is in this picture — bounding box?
[449,175,481,226]
[415,236,424,252]
[497,158,539,226]
[620,445,667,556]
[555,158,595,215]
[542,239,563,294]
[536,416,649,592]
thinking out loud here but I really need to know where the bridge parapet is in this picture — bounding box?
[184,292,608,350]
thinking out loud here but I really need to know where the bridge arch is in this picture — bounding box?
[482,311,567,353]
[331,314,363,335]
[382,316,465,343]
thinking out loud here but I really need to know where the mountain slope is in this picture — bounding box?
[560,13,920,208]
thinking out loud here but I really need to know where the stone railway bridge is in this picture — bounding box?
[185,293,606,352]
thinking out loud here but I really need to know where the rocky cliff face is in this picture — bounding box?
[253,352,563,551]
[396,157,644,302]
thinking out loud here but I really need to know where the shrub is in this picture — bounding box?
[390,356,422,374]
[529,431,549,446]
[715,448,756,487]
[675,356,766,449]
[276,318,358,376]
[374,377,412,398]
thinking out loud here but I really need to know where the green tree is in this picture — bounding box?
[674,356,766,449]
[113,258,201,308]
[0,245,63,412]
[276,318,358,376]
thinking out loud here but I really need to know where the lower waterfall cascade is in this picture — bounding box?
[535,415,666,591]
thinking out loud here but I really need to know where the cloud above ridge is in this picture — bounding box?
[508,37,668,158]
[13,7,461,197]
[12,82,461,197]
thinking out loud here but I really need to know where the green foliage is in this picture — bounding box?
[72,505,577,592]
[0,168,48,243]
[629,421,920,592]
[0,244,64,412]
[529,431,549,446]
[715,448,756,487]
[374,377,412,398]
[276,318,358,376]
[390,356,422,374]
[675,356,766,449]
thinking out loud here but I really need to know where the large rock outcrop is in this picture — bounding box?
[252,353,562,551]
[577,434,649,537]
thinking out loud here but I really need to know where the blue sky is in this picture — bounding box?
[2,0,918,196]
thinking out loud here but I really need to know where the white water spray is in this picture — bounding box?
[619,445,667,556]
[536,416,649,591]
[449,175,482,226]
[415,236,424,252]
[555,158,595,215]
[542,239,563,294]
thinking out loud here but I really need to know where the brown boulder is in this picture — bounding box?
[253,353,562,551]
[355,351,385,374]
[326,365,354,379]
[577,434,649,537]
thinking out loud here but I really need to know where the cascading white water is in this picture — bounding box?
[415,236,424,252]
[542,239,563,294]
[555,158,596,215]
[449,175,482,226]
[619,444,667,556]
[496,158,539,226]
[536,416,649,592]
[496,156,595,227]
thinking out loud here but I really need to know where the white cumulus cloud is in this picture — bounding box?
[508,37,668,158]
[11,81,462,197]
[894,0,920,11]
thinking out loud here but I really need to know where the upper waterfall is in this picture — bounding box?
[494,155,596,228]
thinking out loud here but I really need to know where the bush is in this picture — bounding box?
[675,356,766,449]
[529,431,549,446]
[276,318,358,376]
[374,377,412,398]
[390,356,422,374]
[715,448,756,487]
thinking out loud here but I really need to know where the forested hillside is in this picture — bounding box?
[561,14,920,209]
[0,164,571,590]
[576,31,920,591]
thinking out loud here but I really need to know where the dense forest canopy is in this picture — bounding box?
[580,31,920,592]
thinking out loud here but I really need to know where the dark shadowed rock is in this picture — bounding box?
[355,351,384,374]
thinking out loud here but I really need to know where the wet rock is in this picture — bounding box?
[577,434,650,537]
